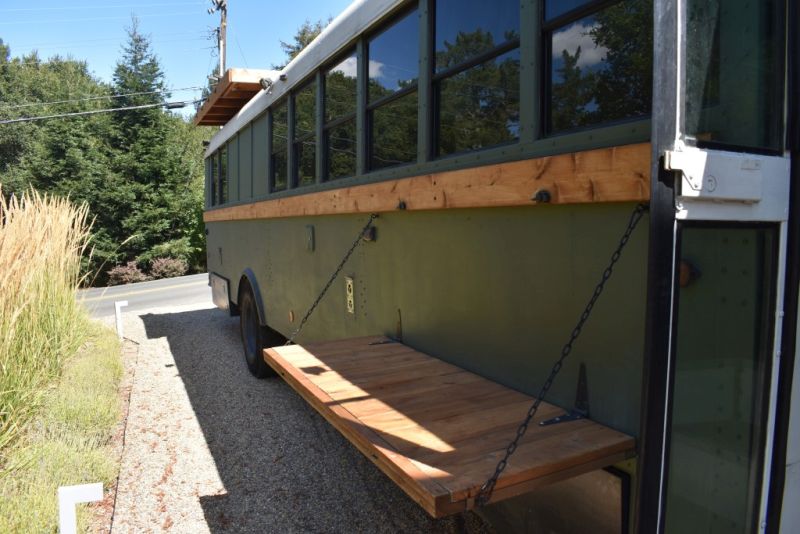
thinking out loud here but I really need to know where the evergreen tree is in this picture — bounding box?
[112,17,167,138]
[0,27,212,285]
[273,18,330,68]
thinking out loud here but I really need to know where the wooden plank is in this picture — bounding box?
[264,338,635,518]
[263,345,453,516]
[204,143,650,221]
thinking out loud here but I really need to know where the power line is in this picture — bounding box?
[0,11,204,26]
[0,86,204,111]
[0,100,201,125]
[9,31,205,49]
[22,37,209,53]
[0,2,205,13]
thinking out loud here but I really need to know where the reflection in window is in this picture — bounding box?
[294,81,316,186]
[271,101,288,191]
[325,50,358,180]
[326,51,357,121]
[435,0,519,72]
[210,154,218,206]
[684,0,784,151]
[434,0,520,157]
[368,8,419,102]
[371,91,418,170]
[548,0,652,133]
[438,49,520,156]
[367,8,419,170]
[327,120,356,179]
[218,146,228,204]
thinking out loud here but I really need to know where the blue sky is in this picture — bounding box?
[0,0,353,114]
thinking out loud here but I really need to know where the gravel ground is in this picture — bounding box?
[110,303,493,533]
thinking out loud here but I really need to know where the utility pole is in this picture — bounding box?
[208,0,227,77]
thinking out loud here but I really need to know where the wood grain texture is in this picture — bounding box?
[264,336,635,517]
[203,143,650,222]
[195,68,274,126]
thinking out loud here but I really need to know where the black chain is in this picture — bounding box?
[285,213,379,345]
[475,202,648,507]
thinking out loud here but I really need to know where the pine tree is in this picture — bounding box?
[112,16,168,143]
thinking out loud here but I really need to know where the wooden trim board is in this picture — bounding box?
[204,143,650,222]
[264,336,636,518]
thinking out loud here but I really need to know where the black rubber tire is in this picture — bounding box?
[239,282,279,378]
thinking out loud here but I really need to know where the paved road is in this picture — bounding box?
[78,273,213,319]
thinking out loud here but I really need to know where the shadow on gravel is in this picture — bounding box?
[140,308,492,534]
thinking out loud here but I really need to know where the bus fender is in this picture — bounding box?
[239,268,266,326]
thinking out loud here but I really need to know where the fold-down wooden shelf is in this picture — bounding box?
[264,336,635,517]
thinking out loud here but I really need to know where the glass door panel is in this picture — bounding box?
[664,226,777,533]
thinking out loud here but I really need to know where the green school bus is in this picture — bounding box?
[197,0,800,531]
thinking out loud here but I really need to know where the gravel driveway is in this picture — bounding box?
[110,303,492,533]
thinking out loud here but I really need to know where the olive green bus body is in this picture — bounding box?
[201,0,793,531]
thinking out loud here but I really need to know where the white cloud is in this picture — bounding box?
[551,22,608,69]
[331,57,385,78]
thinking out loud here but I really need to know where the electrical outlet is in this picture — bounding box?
[345,276,355,314]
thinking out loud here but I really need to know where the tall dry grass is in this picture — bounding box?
[0,188,92,454]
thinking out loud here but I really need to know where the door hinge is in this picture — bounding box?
[665,147,763,203]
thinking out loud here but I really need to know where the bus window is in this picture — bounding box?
[271,101,288,192]
[546,0,652,134]
[368,7,419,171]
[293,81,316,187]
[210,153,218,206]
[218,146,228,204]
[434,0,520,157]
[325,50,357,180]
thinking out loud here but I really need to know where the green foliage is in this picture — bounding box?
[274,18,331,69]
[0,21,213,285]
[0,326,122,533]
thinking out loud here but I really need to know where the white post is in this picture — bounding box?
[114,300,128,340]
[58,483,103,534]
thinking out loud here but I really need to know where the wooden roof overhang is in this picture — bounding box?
[194,68,277,126]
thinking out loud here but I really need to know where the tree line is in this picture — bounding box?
[0,19,212,285]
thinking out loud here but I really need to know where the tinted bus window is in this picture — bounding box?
[547,0,653,133]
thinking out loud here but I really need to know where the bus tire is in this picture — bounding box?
[239,282,278,378]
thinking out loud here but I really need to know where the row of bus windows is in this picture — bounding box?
[209,0,654,204]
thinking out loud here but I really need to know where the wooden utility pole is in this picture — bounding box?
[209,0,228,77]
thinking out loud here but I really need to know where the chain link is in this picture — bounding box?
[284,213,379,345]
[475,202,648,507]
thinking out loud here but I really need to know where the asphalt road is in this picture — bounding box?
[78,273,213,319]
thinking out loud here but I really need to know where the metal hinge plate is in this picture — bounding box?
[666,147,763,203]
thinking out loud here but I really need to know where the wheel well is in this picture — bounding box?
[238,269,266,326]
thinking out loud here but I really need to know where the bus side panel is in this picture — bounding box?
[205,203,648,438]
